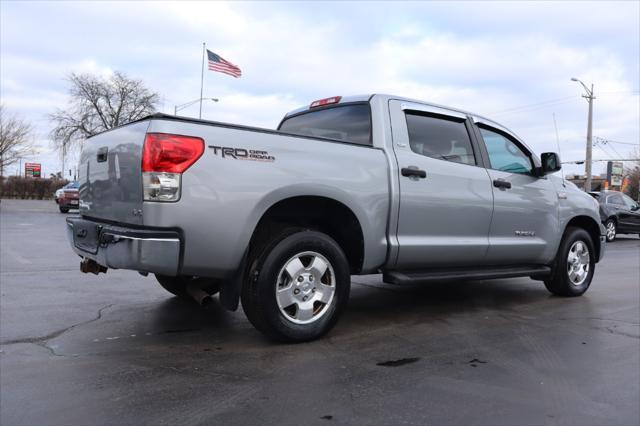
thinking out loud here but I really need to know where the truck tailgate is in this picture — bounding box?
[78,121,149,225]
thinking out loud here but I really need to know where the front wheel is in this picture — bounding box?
[241,230,350,342]
[605,219,617,242]
[59,206,69,213]
[544,227,595,297]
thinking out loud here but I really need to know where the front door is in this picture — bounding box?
[619,193,640,232]
[389,101,494,269]
[475,123,560,265]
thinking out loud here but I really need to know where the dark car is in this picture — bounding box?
[590,190,640,241]
[56,181,80,213]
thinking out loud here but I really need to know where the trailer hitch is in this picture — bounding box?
[80,258,107,275]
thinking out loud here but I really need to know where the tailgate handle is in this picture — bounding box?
[97,147,108,162]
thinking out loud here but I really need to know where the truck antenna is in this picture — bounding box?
[553,113,565,181]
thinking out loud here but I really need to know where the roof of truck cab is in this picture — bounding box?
[283,94,527,146]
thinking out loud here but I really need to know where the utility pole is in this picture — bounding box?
[571,78,595,192]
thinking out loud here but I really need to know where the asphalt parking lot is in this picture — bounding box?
[1,199,639,426]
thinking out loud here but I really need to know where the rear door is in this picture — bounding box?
[78,121,149,225]
[389,100,494,269]
[474,122,559,265]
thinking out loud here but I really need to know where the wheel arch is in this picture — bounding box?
[564,215,603,261]
[247,195,366,274]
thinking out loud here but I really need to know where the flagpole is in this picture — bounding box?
[199,42,205,119]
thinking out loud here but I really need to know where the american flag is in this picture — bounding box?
[207,50,242,78]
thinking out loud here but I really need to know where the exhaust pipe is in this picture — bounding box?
[80,258,107,275]
[186,282,213,308]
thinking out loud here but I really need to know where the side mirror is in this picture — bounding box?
[540,152,561,175]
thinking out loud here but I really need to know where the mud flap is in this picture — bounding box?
[218,250,248,311]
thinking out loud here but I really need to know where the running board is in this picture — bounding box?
[383,265,552,285]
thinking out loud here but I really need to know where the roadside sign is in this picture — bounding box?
[25,162,41,178]
[606,161,624,187]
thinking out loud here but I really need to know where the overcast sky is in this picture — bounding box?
[1,1,638,178]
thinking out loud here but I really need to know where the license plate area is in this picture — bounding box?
[73,221,102,254]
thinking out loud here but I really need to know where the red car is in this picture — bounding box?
[55,181,79,213]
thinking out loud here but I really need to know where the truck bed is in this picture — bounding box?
[77,114,391,278]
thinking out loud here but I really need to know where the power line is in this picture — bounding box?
[490,91,638,117]
[490,96,578,115]
[594,137,639,146]
[594,139,619,159]
[595,144,614,160]
[606,143,624,158]
[597,90,640,95]
[595,137,636,159]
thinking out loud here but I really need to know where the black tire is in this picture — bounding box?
[544,227,595,297]
[59,206,69,213]
[154,275,220,299]
[605,219,617,242]
[241,230,350,343]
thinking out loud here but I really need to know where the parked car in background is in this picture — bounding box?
[56,181,79,213]
[590,190,640,241]
[54,181,78,203]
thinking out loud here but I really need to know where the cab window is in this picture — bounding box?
[405,112,476,165]
[479,127,533,174]
[278,104,372,146]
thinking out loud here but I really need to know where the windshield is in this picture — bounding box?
[278,104,371,145]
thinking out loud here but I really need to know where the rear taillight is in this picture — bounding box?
[141,133,204,202]
[142,133,204,173]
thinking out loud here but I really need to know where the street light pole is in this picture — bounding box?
[571,78,595,192]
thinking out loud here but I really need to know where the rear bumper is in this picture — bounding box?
[66,217,181,276]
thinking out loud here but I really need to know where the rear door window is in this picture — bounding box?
[405,112,476,165]
[278,104,371,145]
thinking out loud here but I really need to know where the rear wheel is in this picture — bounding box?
[241,230,350,342]
[605,219,616,242]
[59,206,69,213]
[154,275,220,298]
[544,227,595,297]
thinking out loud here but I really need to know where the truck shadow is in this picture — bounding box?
[343,277,550,324]
[146,276,553,343]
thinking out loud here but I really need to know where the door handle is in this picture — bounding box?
[401,167,426,178]
[493,179,512,189]
[97,147,108,163]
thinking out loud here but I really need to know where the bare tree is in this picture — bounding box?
[624,146,640,201]
[0,105,33,177]
[50,71,160,151]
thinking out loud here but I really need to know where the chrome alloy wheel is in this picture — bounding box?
[606,221,616,241]
[275,251,336,325]
[567,240,590,286]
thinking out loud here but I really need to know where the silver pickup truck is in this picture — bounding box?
[67,94,606,342]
